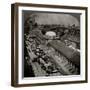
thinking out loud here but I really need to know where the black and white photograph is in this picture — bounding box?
[23,11,80,77]
[11,3,87,87]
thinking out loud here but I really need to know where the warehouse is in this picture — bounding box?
[47,40,80,68]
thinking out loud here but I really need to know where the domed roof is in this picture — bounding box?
[45,31,56,37]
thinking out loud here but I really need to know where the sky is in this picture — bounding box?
[23,11,80,26]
